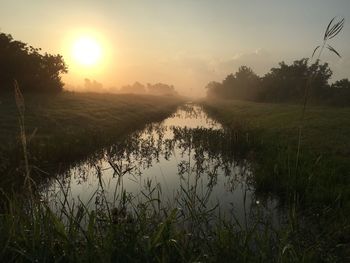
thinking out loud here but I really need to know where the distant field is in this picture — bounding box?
[0,92,183,180]
[203,99,350,211]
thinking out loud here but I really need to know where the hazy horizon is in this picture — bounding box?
[1,0,350,97]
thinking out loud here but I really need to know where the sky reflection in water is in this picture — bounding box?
[46,104,280,224]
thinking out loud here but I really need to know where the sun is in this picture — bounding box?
[72,37,102,66]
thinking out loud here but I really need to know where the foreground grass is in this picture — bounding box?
[0,163,340,263]
[0,92,183,184]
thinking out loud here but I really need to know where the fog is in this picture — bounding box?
[65,79,180,97]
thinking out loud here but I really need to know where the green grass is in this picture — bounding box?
[202,99,350,157]
[201,98,350,257]
[202,99,350,197]
[0,92,183,185]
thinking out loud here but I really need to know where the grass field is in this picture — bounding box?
[0,95,349,262]
[0,92,183,185]
[202,99,350,252]
[202,99,350,205]
[202,99,350,158]
[203,100,350,215]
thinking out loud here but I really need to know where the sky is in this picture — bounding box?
[1,0,350,97]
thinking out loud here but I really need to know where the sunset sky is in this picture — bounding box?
[1,0,350,97]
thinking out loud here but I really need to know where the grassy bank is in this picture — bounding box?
[202,99,350,207]
[202,99,350,159]
[0,92,183,185]
[202,99,350,256]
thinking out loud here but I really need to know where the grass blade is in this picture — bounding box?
[324,17,336,40]
[311,46,320,58]
[327,45,341,58]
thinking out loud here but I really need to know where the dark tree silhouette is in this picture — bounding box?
[332,78,350,89]
[328,78,350,106]
[0,32,67,93]
[206,66,260,100]
[260,59,332,103]
[206,58,350,106]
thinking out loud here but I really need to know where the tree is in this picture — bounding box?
[260,59,332,103]
[205,81,222,98]
[84,78,103,92]
[308,60,332,100]
[205,58,345,105]
[0,32,67,93]
[331,78,350,89]
[229,66,260,100]
[329,78,350,106]
[205,66,260,100]
[120,82,146,94]
[147,83,178,96]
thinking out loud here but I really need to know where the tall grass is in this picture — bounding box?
[2,155,346,262]
[0,152,332,262]
[296,17,345,168]
[14,80,30,184]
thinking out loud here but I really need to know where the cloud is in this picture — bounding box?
[215,49,276,77]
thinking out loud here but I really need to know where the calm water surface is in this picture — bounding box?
[45,104,280,224]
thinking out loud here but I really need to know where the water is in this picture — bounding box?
[45,104,280,224]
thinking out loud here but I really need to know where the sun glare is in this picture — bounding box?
[72,37,102,66]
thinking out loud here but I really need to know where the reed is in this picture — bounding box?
[296,16,345,169]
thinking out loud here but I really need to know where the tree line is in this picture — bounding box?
[206,59,350,106]
[119,82,178,96]
[0,32,67,93]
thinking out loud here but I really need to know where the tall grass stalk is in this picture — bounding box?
[296,17,344,169]
[14,80,31,185]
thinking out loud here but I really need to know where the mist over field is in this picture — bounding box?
[65,79,179,97]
